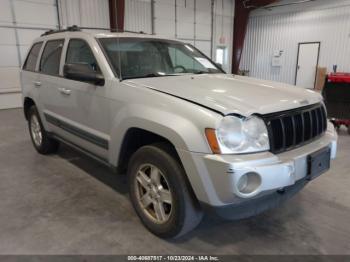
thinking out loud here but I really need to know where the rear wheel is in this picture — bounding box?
[28,106,59,154]
[128,143,203,238]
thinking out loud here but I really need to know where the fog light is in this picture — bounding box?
[237,172,261,194]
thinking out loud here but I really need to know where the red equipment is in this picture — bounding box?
[328,73,350,83]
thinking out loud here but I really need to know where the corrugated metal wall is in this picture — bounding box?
[240,0,350,85]
[125,0,152,34]
[58,0,109,29]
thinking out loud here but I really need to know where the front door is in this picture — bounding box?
[295,42,320,89]
[38,39,66,135]
[54,38,110,159]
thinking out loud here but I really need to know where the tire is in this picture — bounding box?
[28,105,59,154]
[128,143,203,238]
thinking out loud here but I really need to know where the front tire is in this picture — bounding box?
[28,106,59,154]
[128,143,203,238]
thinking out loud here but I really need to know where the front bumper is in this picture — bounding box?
[179,122,338,210]
[202,177,309,220]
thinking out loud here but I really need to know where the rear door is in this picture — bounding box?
[21,42,43,111]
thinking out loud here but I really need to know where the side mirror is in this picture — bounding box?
[63,63,104,86]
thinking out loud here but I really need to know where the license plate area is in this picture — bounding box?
[307,147,331,180]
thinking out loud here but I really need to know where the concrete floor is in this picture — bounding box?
[1,108,350,255]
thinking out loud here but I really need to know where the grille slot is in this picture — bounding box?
[263,104,327,154]
[294,114,303,144]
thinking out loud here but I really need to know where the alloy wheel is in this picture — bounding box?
[30,114,42,147]
[134,164,173,224]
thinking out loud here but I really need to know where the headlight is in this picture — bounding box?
[206,115,269,154]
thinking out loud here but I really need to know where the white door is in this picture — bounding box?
[295,42,320,89]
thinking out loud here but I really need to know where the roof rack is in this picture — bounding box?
[41,25,80,36]
[41,25,150,37]
[79,26,149,34]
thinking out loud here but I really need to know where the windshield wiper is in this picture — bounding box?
[144,73,161,77]
[122,73,174,80]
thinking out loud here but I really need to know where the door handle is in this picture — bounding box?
[33,81,41,87]
[59,87,71,95]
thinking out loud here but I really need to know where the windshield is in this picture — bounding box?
[98,37,222,80]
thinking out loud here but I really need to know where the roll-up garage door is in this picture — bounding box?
[154,0,213,58]
[0,0,58,109]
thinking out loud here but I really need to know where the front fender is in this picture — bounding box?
[108,103,222,204]
[108,103,214,166]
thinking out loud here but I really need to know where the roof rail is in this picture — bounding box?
[79,26,149,35]
[41,25,80,36]
[40,25,151,37]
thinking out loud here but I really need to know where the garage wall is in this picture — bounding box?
[154,0,213,57]
[58,0,109,30]
[0,0,111,109]
[212,0,234,73]
[125,0,152,34]
[240,0,350,85]
[0,0,58,109]
[124,0,234,72]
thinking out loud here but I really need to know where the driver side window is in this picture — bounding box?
[66,39,100,73]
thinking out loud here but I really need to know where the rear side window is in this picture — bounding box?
[40,39,64,75]
[23,42,43,71]
[66,39,100,72]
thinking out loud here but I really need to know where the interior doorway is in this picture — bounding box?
[295,42,320,89]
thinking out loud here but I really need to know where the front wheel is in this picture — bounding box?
[28,106,59,154]
[128,143,203,238]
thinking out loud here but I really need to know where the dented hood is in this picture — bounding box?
[126,74,323,116]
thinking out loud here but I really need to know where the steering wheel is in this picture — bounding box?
[173,65,187,73]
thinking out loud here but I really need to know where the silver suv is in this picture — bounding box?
[21,26,338,238]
